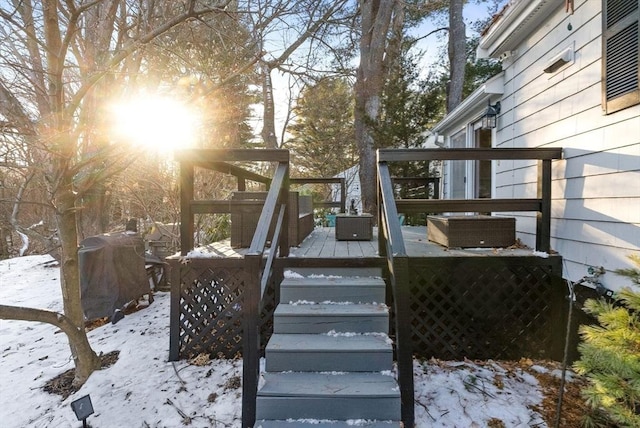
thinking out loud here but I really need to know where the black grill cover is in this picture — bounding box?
[78,232,149,320]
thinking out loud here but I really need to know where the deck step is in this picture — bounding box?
[265,333,392,372]
[256,372,401,421]
[255,421,399,427]
[281,276,386,304]
[273,303,389,334]
[285,267,383,278]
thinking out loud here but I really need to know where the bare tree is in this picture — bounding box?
[248,0,352,148]
[0,0,234,386]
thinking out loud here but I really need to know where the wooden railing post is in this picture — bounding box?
[393,256,415,427]
[168,259,181,361]
[179,161,194,255]
[242,253,261,428]
[537,159,552,253]
[340,178,346,213]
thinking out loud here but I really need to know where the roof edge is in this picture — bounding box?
[477,0,560,59]
[432,72,504,133]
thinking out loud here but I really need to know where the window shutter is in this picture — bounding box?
[603,0,640,113]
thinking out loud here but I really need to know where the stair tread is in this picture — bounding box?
[275,303,389,316]
[256,421,399,427]
[267,333,392,352]
[282,277,385,286]
[258,372,399,398]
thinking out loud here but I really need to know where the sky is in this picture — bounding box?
[0,252,576,428]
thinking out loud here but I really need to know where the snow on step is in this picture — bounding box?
[256,372,401,421]
[265,333,392,372]
[273,303,389,334]
[280,276,386,304]
[255,420,399,427]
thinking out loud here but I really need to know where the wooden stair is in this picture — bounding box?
[255,269,401,427]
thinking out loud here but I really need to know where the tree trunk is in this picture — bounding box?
[447,0,466,112]
[55,172,102,385]
[355,0,397,217]
[261,62,279,149]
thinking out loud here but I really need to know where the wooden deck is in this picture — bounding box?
[292,226,538,259]
[185,226,541,259]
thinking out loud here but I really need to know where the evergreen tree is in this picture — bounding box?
[574,254,640,427]
[285,77,357,178]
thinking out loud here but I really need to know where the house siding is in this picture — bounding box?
[494,0,639,289]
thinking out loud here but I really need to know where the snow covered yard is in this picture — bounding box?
[0,255,587,427]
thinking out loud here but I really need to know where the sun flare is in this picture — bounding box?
[110,95,200,151]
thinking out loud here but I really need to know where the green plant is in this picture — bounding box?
[574,255,640,427]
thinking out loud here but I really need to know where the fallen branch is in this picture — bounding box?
[165,398,191,424]
[414,397,436,421]
[172,361,187,388]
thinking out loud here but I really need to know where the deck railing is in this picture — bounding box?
[173,148,290,428]
[290,177,347,213]
[243,160,289,427]
[376,147,563,427]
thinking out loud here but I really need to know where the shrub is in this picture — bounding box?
[574,255,640,427]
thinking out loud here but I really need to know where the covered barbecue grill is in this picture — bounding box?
[78,232,150,321]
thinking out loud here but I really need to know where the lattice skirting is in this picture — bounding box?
[169,255,565,361]
[168,259,276,360]
[391,256,565,361]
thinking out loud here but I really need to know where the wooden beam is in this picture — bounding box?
[175,148,289,163]
[290,177,344,184]
[378,147,563,162]
[190,200,266,214]
[395,198,542,213]
[207,162,271,184]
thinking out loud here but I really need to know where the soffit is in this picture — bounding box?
[477,0,561,59]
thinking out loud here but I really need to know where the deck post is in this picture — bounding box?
[179,161,194,255]
[168,259,181,361]
[242,253,261,428]
[536,159,552,252]
[393,255,414,427]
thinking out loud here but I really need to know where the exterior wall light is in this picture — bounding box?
[481,101,501,129]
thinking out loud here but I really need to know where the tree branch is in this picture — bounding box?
[0,304,82,343]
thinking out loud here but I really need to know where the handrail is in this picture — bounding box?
[378,147,562,253]
[260,204,286,299]
[395,198,543,213]
[378,147,562,161]
[243,160,289,428]
[177,149,289,255]
[175,149,291,428]
[377,158,414,427]
[249,162,288,254]
[378,163,406,256]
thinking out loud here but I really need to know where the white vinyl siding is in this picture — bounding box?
[492,0,640,289]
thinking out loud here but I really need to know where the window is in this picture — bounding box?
[450,130,466,199]
[602,0,640,113]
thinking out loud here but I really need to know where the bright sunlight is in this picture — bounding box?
[109,95,201,151]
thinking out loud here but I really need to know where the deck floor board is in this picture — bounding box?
[187,226,539,259]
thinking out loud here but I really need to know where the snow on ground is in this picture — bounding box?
[1,255,558,427]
